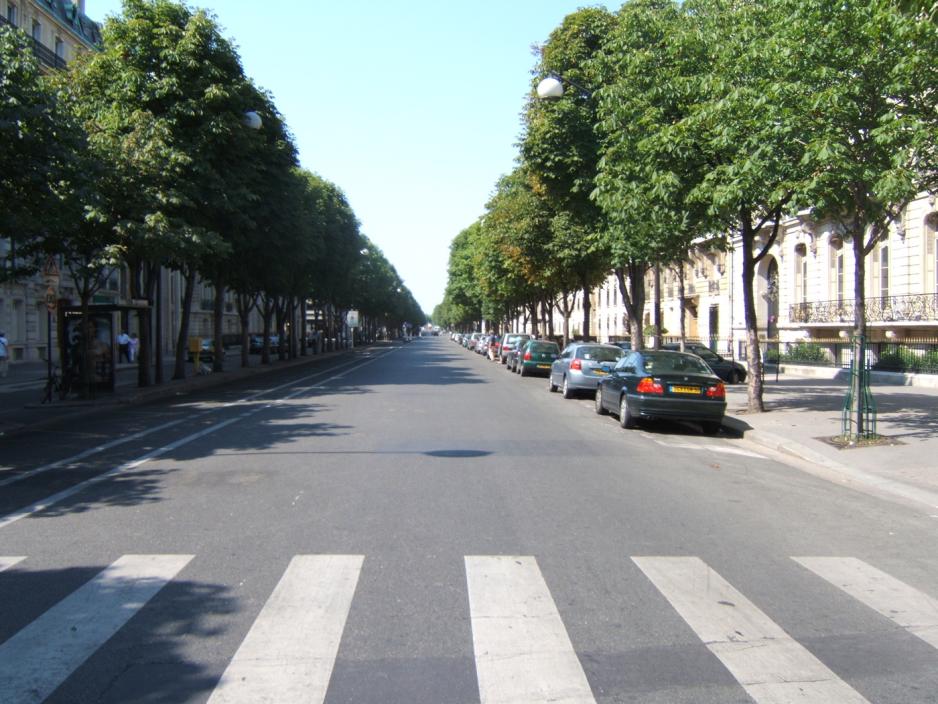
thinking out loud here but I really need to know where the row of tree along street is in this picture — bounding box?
[1,0,424,396]
[432,0,938,415]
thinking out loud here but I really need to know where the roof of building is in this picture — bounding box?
[39,0,103,47]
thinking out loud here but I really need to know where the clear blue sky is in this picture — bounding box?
[88,1,610,315]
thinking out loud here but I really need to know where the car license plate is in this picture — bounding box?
[537,364,550,369]
[594,369,607,375]
[670,385,700,395]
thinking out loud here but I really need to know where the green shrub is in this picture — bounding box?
[913,350,938,373]
[783,342,828,363]
[873,352,907,372]
[764,348,781,363]
[643,324,668,336]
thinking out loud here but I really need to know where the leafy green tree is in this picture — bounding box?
[0,26,75,281]
[779,0,938,434]
[66,0,266,383]
[522,7,616,339]
[594,0,711,351]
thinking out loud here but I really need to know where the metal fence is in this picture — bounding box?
[655,336,938,375]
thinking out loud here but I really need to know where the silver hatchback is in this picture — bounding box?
[549,342,624,398]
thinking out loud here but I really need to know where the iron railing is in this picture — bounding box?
[790,293,938,324]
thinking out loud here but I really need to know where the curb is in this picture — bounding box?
[723,415,938,512]
[0,350,350,441]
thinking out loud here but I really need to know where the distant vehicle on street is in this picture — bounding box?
[595,349,726,434]
[513,339,560,376]
[661,342,747,384]
[500,333,531,366]
[249,334,280,354]
[187,337,214,362]
[549,342,624,398]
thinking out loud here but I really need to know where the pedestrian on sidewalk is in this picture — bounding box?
[0,331,8,378]
[128,333,139,363]
[117,331,131,363]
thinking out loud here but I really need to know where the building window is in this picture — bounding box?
[7,3,17,25]
[879,244,889,299]
[55,36,64,60]
[32,19,41,42]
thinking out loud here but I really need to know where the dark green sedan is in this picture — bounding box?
[514,340,560,377]
[594,350,726,434]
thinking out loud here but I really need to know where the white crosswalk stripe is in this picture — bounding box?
[0,554,193,704]
[465,555,597,704]
[207,554,363,704]
[633,556,870,704]
[794,557,938,650]
[0,556,25,572]
[3,553,934,703]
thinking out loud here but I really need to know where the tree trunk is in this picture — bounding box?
[678,263,686,351]
[172,269,196,380]
[154,268,163,385]
[581,280,592,341]
[653,264,662,350]
[559,291,573,348]
[300,298,308,356]
[614,262,647,351]
[262,294,275,364]
[740,209,765,413]
[851,218,869,436]
[212,282,225,373]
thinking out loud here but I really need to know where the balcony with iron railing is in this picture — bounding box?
[790,293,938,325]
[1,16,68,70]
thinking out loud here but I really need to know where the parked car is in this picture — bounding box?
[549,342,624,398]
[186,337,214,362]
[595,349,726,434]
[609,340,632,352]
[249,334,281,354]
[514,339,560,376]
[465,332,482,350]
[500,333,531,366]
[661,342,747,384]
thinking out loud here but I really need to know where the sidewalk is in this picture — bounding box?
[724,373,938,511]
[0,347,348,440]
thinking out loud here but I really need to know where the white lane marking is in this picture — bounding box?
[465,555,597,704]
[0,351,394,531]
[0,554,192,704]
[0,355,376,488]
[633,556,870,704]
[0,556,26,572]
[644,436,766,459]
[794,557,938,650]
[207,555,363,704]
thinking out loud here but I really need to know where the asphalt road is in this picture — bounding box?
[1,337,936,704]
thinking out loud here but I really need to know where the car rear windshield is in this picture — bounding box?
[529,342,559,353]
[641,352,712,375]
[577,346,622,362]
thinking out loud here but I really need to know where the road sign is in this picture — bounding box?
[346,310,360,328]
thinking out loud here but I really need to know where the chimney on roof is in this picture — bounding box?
[79,1,86,14]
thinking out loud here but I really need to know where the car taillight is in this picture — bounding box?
[570,359,582,371]
[636,377,663,394]
[523,351,532,361]
[706,383,726,399]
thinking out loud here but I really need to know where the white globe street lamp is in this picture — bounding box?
[242,111,263,130]
[536,76,565,99]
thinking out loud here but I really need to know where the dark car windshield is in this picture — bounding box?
[577,346,622,362]
[641,352,713,375]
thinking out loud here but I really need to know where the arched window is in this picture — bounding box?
[927,215,938,294]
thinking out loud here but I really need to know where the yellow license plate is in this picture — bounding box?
[671,385,700,395]
[594,369,608,375]
[537,364,550,369]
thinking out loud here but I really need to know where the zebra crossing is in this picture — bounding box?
[1,554,935,703]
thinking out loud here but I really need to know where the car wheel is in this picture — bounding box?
[702,421,722,435]
[728,370,740,384]
[619,396,636,429]
[594,389,608,415]
[519,363,527,377]
[548,374,558,392]
[562,377,575,399]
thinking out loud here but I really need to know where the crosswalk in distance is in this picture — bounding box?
[1,554,935,703]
